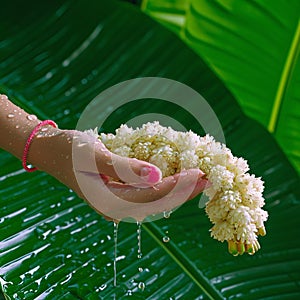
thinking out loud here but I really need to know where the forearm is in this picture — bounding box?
[0,94,50,165]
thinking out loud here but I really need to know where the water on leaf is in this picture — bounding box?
[138,282,145,291]
[163,236,170,243]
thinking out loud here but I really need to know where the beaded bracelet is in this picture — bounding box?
[22,120,58,172]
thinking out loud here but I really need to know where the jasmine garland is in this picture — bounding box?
[89,122,268,256]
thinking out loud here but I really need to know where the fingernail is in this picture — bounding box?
[140,166,162,184]
[198,169,205,176]
[99,174,109,184]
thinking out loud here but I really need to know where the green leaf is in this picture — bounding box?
[0,0,300,299]
[142,0,300,174]
[141,0,190,34]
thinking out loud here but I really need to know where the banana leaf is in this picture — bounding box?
[142,0,300,175]
[0,0,300,299]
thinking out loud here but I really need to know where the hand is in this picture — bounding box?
[29,127,208,221]
[0,95,208,221]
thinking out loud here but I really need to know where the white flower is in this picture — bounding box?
[96,121,268,256]
[210,221,235,242]
[235,223,258,244]
[207,165,235,191]
[250,208,268,230]
[227,206,252,227]
[85,127,99,138]
[206,196,229,223]
[179,150,199,170]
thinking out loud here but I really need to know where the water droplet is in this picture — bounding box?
[27,114,37,121]
[163,236,170,243]
[163,211,172,218]
[15,125,20,129]
[77,142,88,147]
[41,127,48,132]
[138,267,143,272]
[7,114,14,118]
[100,283,107,291]
[62,59,70,67]
[138,282,145,291]
[127,290,132,296]
[45,72,53,79]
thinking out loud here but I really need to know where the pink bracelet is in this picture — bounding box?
[22,120,58,172]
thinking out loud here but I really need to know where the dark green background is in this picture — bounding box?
[0,0,299,299]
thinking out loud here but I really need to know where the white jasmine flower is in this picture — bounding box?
[210,221,235,242]
[85,127,99,138]
[207,165,234,191]
[179,150,199,170]
[220,190,242,210]
[250,208,268,231]
[96,121,268,256]
[206,196,229,223]
[113,146,132,157]
[235,223,258,244]
[227,206,252,227]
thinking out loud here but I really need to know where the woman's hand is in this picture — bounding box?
[0,94,208,221]
[30,127,208,221]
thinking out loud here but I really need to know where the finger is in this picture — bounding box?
[106,169,205,203]
[72,133,162,185]
[95,149,162,186]
[186,178,210,200]
[76,168,206,221]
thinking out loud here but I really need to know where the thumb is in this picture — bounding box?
[93,135,163,185]
[71,130,162,186]
[97,151,162,186]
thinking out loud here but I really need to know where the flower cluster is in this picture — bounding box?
[97,122,268,255]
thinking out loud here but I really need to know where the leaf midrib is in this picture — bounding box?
[143,222,224,300]
[267,19,300,134]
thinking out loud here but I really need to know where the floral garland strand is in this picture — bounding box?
[88,121,268,256]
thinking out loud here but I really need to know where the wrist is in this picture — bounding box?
[26,125,61,170]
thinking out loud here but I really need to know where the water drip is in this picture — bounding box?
[113,222,119,287]
[137,222,142,259]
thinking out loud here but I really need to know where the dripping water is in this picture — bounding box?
[137,222,142,259]
[163,210,172,219]
[113,221,119,287]
[136,222,145,291]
